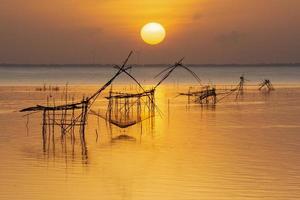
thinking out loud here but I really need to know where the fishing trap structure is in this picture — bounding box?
[20,51,136,147]
[179,86,217,105]
[178,75,250,105]
[92,57,201,129]
[259,79,275,91]
[104,88,156,128]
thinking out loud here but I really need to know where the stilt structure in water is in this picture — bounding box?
[179,75,251,105]
[179,86,217,105]
[90,62,158,129]
[20,51,134,150]
[93,57,201,129]
[20,94,90,151]
[215,75,249,104]
[104,88,155,128]
[153,59,218,105]
[259,79,275,91]
[235,75,248,99]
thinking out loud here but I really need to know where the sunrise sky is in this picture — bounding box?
[1,0,299,64]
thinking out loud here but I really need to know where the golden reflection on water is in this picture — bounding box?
[0,85,300,200]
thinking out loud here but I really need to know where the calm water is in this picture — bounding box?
[0,65,300,85]
[0,66,300,199]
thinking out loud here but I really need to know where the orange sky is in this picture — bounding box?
[0,0,299,64]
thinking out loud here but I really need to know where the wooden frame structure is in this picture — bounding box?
[92,57,200,129]
[179,86,217,105]
[179,75,250,105]
[20,51,135,150]
[259,79,275,91]
[105,88,155,128]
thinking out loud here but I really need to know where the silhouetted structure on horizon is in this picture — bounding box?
[259,79,275,91]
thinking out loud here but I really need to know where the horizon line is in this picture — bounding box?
[1,63,300,67]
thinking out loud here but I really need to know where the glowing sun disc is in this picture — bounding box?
[140,22,166,45]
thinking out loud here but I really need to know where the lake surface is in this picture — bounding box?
[0,65,300,85]
[0,66,299,199]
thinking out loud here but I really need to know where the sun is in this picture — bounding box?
[140,22,166,45]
